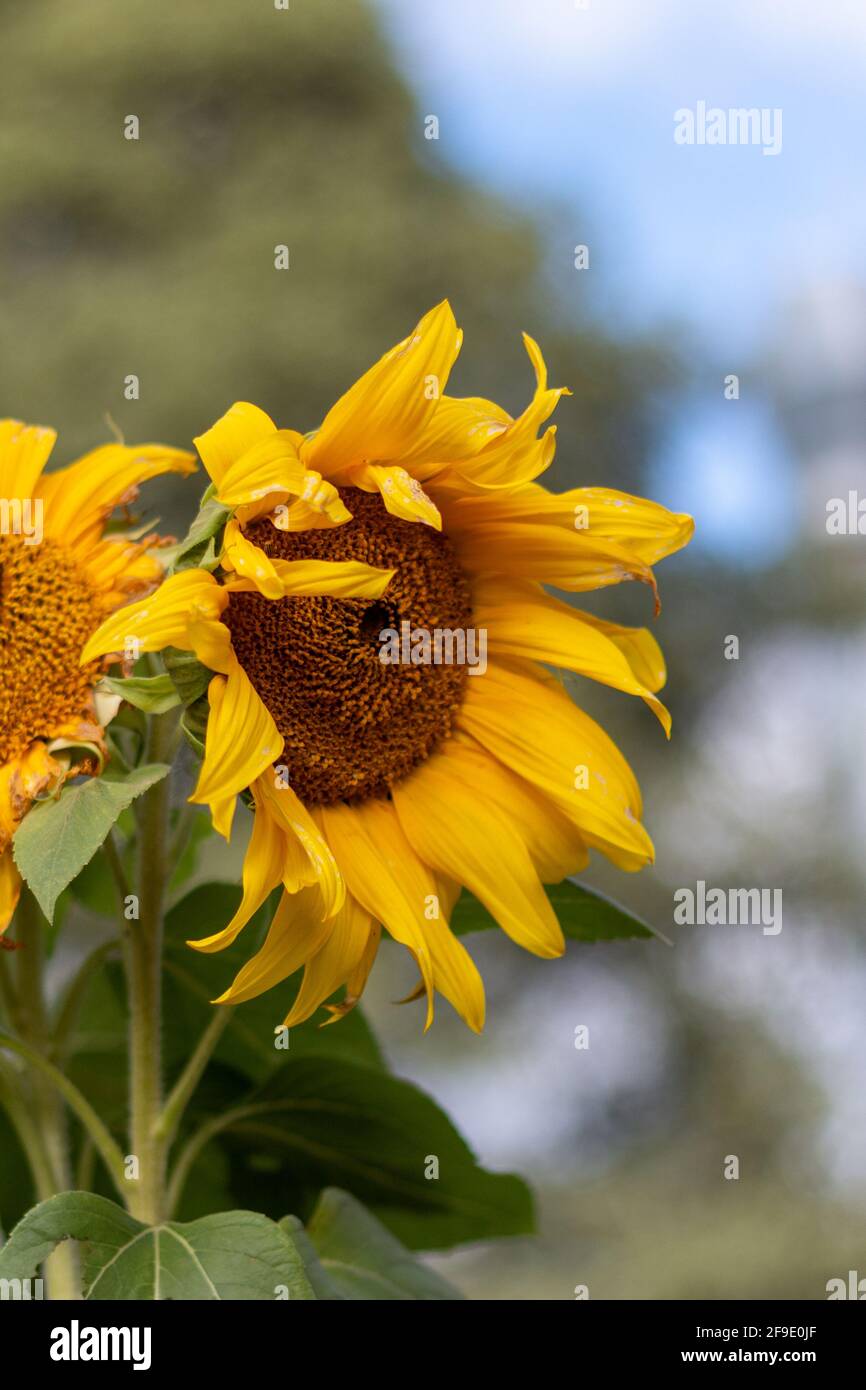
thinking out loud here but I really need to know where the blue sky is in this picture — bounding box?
[375,0,866,563]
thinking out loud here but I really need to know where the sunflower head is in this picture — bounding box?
[83,301,694,1033]
[0,420,195,931]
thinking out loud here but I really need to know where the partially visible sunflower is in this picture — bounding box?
[0,420,195,931]
[83,302,693,1032]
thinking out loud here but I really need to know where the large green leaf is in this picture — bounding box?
[213,1057,533,1250]
[0,1192,314,1300]
[12,764,170,921]
[451,879,666,944]
[290,1188,462,1300]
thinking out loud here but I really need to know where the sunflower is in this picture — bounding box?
[82,303,693,1032]
[0,419,195,932]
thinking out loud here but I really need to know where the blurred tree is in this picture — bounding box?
[0,0,664,529]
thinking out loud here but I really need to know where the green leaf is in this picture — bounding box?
[163,647,212,708]
[166,495,230,574]
[451,878,667,944]
[296,1189,462,1300]
[12,765,170,922]
[213,1057,533,1250]
[100,672,181,714]
[0,1192,315,1300]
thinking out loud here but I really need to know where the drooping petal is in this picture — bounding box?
[457,660,654,872]
[450,515,659,607]
[37,443,195,551]
[440,735,588,883]
[301,301,463,479]
[214,886,335,1007]
[282,893,377,1028]
[0,852,21,936]
[190,671,283,822]
[474,576,671,735]
[319,799,437,1027]
[80,569,227,664]
[220,517,286,600]
[447,483,694,566]
[254,774,344,918]
[353,464,442,529]
[223,556,395,600]
[393,745,565,959]
[188,790,288,954]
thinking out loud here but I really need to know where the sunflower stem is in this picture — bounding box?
[12,891,81,1299]
[125,707,176,1225]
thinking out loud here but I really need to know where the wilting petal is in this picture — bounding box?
[474,576,671,735]
[214,886,334,1007]
[255,774,344,918]
[37,443,195,551]
[393,745,565,959]
[458,660,654,871]
[190,671,282,821]
[81,569,227,664]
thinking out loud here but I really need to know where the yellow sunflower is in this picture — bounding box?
[82,302,693,1032]
[0,419,195,931]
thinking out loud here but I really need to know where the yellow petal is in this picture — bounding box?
[0,851,22,936]
[194,401,277,488]
[301,301,463,479]
[474,576,671,735]
[185,610,234,676]
[393,746,565,960]
[220,517,286,599]
[282,893,377,1028]
[81,569,227,664]
[213,431,307,509]
[0,419,56,498]
[354,464,442,529]
[254,774,344,919]
[190,671,283,816]
[189,789,287,954]
[443,735,587,883]
[450,514,659,607]
[449,483,694,566]
[223,555,395,600]
[568,610,667,694]
[214,886,334,1007]
[319,799,437,1028]
[37,442,195,551]
[458,660,654,872]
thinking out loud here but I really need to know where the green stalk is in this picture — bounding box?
[14,893,81,1299]
[125,708,176,1224]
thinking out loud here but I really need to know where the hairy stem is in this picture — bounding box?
[125,709,176,1224]
[13,893,81,1299]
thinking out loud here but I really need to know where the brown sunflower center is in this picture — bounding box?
[224,488,473,806]
[0,535,102,764]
